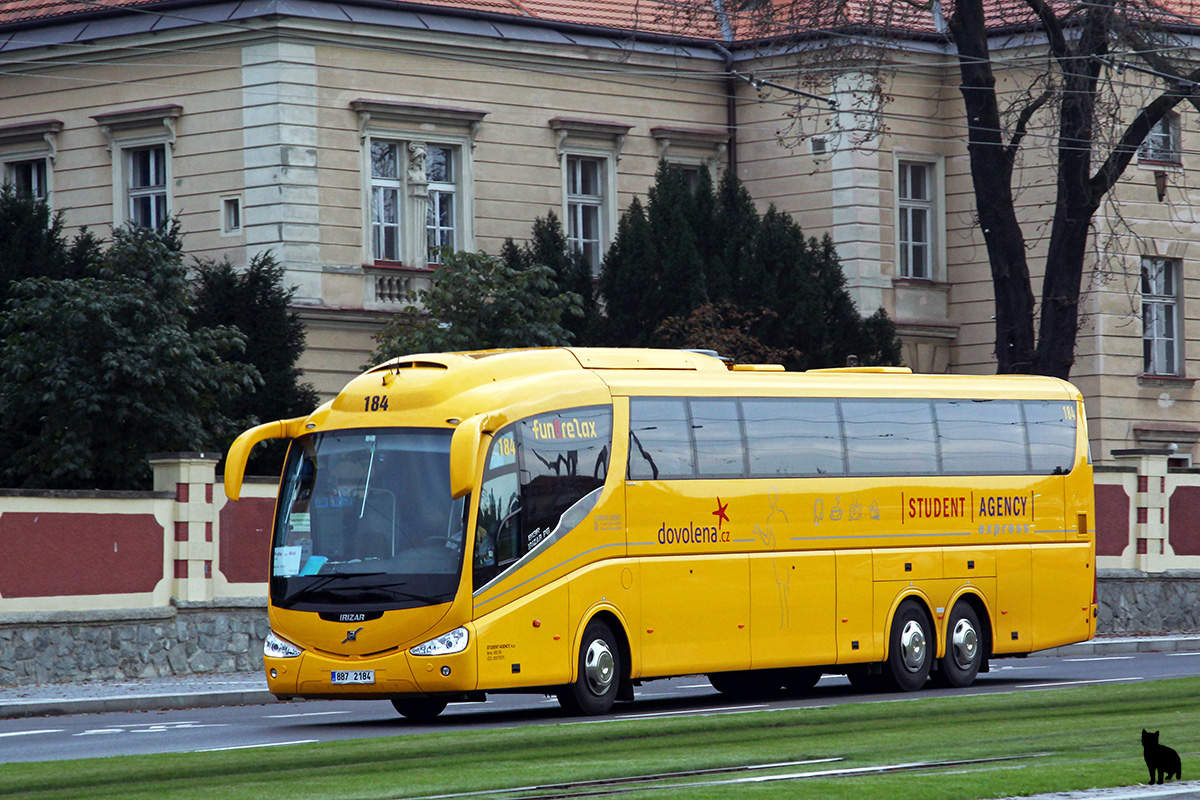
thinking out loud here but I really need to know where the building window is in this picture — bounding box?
[7,159,47,201]
[352,100,485,271]
[93,104,181,230]
[370,140,402,262]
[1140,112,1181,165]
[222,196,242,235]
[566,155,604,275]
[897,161,932,279]
[426,145,455,263]
[551,118,630,279]
[368,140,461,266]
[1143,257,1180,376]
[127,145,168,229]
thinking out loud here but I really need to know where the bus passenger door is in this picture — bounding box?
[639,555,750,677]
[835,550,877,663]
[750,551,836,669]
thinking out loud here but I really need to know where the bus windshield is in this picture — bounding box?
[271,428,465,611]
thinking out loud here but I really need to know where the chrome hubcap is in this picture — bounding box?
[899,619,927,673]
[952,618,979,670]
[583,638,615,696]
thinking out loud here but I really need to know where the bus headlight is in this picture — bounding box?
[410,627,469,656]
[264,631,304,659]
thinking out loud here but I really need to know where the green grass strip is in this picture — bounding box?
[2,677,1197,800]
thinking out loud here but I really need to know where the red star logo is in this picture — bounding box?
[712,497,730,529]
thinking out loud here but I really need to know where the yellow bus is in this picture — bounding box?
[224,347,1096,719]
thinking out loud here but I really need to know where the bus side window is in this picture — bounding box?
[842,399,939,476]
[474,407,614,590]
[475,429,520,589]
[629,398,694,480]
[936,400,1026,475]
[519,405,612,546]
[744,398,844,477]
[690,399,745,478]
[1024,401,1077,474]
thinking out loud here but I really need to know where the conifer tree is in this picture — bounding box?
[600,165,901,369]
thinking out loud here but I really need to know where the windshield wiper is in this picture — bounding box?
[365,581,449,605]
[279,571,387,605]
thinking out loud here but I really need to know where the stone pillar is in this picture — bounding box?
[149,453,221,602]
[1112,448,1174,573]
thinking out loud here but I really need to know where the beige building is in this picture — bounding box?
[0,0,1194,465]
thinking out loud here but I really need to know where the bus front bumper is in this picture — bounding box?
[265,640,478,699]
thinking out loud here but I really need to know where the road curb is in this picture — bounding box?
[0,690,282,719]
[1040,635,1200,657]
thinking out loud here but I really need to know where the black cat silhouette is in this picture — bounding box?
[1142,729,1182,784]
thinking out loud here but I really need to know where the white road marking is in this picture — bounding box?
[194,740,318,752]
[0,729,62,738]
[616,704,769,719]
[1063,656,1135,662]
[265,711,352,719]
[1017,677,1142,688]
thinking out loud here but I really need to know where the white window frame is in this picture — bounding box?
[565,154,606,275]
[221,195,243,237]
[0,119,61,208]
[126,144,169,229]
[352,101,485,270]
[1139,112,1182,166]
[894,154,945,281]
[1142,256,1181,377]
[93,105,181,230]
[551,118,629,278]
[425,144,457,264]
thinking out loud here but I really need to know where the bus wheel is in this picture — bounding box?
[558,619,620,715]
[391,697,447,721]
[934,601,983,688]
[885,600,933,692]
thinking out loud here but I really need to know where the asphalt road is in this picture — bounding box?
[3,650,1199,764]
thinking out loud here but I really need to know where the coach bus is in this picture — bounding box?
[224,347,1096,719]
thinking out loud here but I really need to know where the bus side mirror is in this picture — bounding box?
[224,416,308,500]
[450,416,486,499]
[450,413,507,499]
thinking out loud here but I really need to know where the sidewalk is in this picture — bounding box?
[2,634,1199,719]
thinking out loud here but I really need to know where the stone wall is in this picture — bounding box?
[1097,571,1200,635]
[0,600,267,686]
[6,575,1200,686]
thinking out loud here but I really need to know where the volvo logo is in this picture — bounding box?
[343,627,364,644]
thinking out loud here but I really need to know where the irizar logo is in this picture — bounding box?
[343,627,364,644]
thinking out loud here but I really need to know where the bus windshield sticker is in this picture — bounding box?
[274,546,303,577]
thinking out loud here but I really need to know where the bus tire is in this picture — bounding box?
[885,599,933,692]
[934,601,983,688]
[558,619,620,715]
[391,697,448,721]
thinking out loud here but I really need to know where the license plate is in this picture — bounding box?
[331,670,375,685]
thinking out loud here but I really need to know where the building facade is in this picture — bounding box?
[0,0,1195,464]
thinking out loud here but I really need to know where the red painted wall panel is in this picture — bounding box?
[1095,484,1130,557]
[0,513,162,597]
[219,498,274,584]
[1169,485,1200,556]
